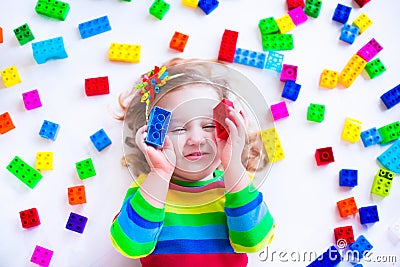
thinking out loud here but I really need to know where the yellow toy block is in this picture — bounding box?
[341,117,362,143]
[260,128,285,162]
[108,43,141,63]
[1,66,22,88]
[338,54,366,88]
[182,0,198,8]
[319,69,338,89]
[352,13,372,34]
[36,152,53,170]
[276,14,295,34]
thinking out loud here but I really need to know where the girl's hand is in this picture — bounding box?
[135,125,176,178]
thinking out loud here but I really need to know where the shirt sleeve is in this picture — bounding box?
[224,182,275,253]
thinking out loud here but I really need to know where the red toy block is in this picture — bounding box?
[334,225,354,245]
[354,0,370,7]
[19,208,41,228]
[337,197,358,217]
[287,0,305,10]
[315,147,334,166]
[85,76,109,96]
[0,26,3,43]
[68,185,87,205]
[213,98,234,140]
[0,112,15,134]
[169,31,189,52]
[218,29,238,63]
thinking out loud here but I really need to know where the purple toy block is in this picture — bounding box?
[66,212,88,234]
[22,89,42,110]
[357,38,383,62]
[30,245,53,267]
[288,6,308,26]
[270,101,289,121]
[280,64,298,81]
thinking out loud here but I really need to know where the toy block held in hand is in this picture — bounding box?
[75,158,96,180]
[213,99,234,140]
[66,212,88,234]
[315,147,334,166]
[170,31,189,52]
[68,185,86,205]
[20,208,41,228]
[7,156,43,189]
[337,196,358,217]
[0,112,16,134]
[22,89,42,110]
[90,128,112,151]
[1,66,22,88]
[85,76,109,96]
[146,106,171,148]
[35,0,70,21]
[30,245,53,267]
[78,15,111,39]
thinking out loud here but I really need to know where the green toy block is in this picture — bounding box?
[149,0,170,20]
[258,17,279,36]
[13,23,35,46]
[75,158,96,180]
[378,121,400,144]
[371,168,394,197]
[365,58,386,79]
[35,0,70,21]
[304,0,322,18]
[7,156,43,189]
[261,34,294,51]
[307,103,325,123]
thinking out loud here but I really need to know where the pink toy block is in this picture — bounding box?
[270,101,289,121]
[22,89,42,110]
[280,64,298,81]
[30,245,53,267]
[357,38,382,62]
[288,6,308,25]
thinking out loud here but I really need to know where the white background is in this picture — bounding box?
[0,0,399,266]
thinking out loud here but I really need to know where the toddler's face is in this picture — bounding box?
[156,84,222,181]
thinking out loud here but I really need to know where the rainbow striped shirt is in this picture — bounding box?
[110,171,275,267]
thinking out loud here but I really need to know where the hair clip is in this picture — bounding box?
[135,65,170,105]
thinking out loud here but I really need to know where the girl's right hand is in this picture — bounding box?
[135,125,176,178]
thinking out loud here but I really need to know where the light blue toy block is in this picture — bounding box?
[146,106,171,148]
[78,16,111,39]
[233,48,267,69]
[265,51,284,72]
[348,235,373,259]
[32,36,68,64]
[360,127,382,147]
[377,139,400,174]
[39,120,60,141]
[339,24,359,44]
[90,128,112,151]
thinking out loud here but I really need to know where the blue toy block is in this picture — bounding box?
[265,51,284,72]
[78,15,111,39]
[31,36,68,64]
[359,205,379,224]
[339,24,359,44]
[90,128,112,151]
[146,106,171,148]
[39,120,60,141]
[360,127,382,147]
[348,235,373,259]
[381,84,400,109]
[66,212,88,234]
[282,80,301,101]
[354,264,363,267]
[332,4,351,24]
[377,139,400,174]
[339,169,358,187]
[233,48,267,69]
[307,246,341,267]
[198,0,219,15]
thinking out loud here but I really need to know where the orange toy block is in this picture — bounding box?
[0,112,15,134]
[68,185,87,205]
[337,197,358,217]
[0,26,3,43]
[169,31,189,52]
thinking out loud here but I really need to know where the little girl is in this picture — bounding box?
[110,58,275,267]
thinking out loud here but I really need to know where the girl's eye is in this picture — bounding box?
[171,128,186,133]
[203,124,216,130]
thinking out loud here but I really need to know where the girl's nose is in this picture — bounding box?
[186,127,206,146]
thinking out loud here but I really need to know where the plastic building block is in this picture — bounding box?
[337,197,357,217]
[315,147,334,166]
[341,117,362,143]
[288,6,308,26]
[348,235,373,259]
[377,121,400,144]
[357,38,382,62]
[354,0,370,8]
[260,128,285,162]
[1,65,22,88]
[265,51,284,72]
[338,54,366,88]
[218,29,238,63]
[36,152,53,170]
[75,158,96,180]
[7,156,43,189]
[68,185,87,205]
[332,4,351,24]
[307,103,325,123]
[319,69,338,89]
[85,76,109,96]
[381,84,400,109]
[377,140,400,174]
[339,169,358,187]
[108,43,141,63]
[90,128,112,152]
[170,31,189,52]
[32,36,68,64]
[258,17,279,36]
[280,64,297,81]
[30,245,53,267]
[22,89,42,110]
[78,15,111,39]
[354,264,363,267]
[352,13,372,34]
[365,58,386,79]
[149,0,170,20]
[66,212,88,234]
[371,168,394,197]
[334,226,354,246]
[261,34,294,51]
[339,24,359,44]
[0,112,15,134]
[306,246,341,267]
[359,205,379,224]
[304,0,322,18]
[182,0,198,8]
[13,23,35,46]
[146,106,172,148]
[360,127,381,147]
[213,99,234,140]
[389,218,400,240]
[287,0,305,10]
[270,101,289,121]
[282,80,301,101]
[276,14,295,34]
[0,26,3,43]
[35,0,70,20]
[20,208,41,228]
[233,48,267,69]
[39,120,60,141]
[198,0,219,15]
